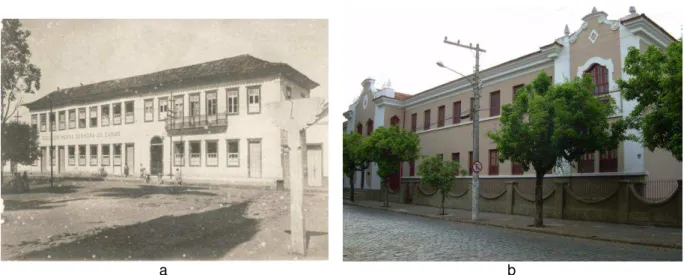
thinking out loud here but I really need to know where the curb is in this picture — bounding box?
[344,201,682,250]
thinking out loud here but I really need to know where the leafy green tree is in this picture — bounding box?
[1,121,41,173]
[488,71,628,227]
[343,131,371,202]
[417,156,466,215]
[617,39,682,161]
[2,19,42,126]
[365,126,421,207]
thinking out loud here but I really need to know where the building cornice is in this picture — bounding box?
[621,14,677,48]
[373,96,403,107]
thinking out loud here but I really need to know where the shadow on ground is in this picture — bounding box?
[2,184,83,195]
[95,185,218,199]
[284,230,329,249]
[3,198,88,211]
[10,200,259,261]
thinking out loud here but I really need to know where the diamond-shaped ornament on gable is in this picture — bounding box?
[588,29,599,44]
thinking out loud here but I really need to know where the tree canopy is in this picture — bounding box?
[343,131,372,201]
[1,121,41,168]
[488,71,628,226]
[617,39,682,161]
[417,155,466,215]
[2,19,42,126]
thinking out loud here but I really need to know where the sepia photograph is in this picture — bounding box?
[342,2,682,261]
[1,18,328,261]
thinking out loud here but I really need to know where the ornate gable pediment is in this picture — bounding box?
[563,7,620,45]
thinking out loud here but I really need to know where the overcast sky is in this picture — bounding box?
[340,0,681,109]
[10,19,328,122]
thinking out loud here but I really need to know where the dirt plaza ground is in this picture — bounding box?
[1,179,327,260]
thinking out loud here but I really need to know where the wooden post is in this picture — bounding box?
[289,128,306,255]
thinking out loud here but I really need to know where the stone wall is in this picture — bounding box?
[345,176,682,227]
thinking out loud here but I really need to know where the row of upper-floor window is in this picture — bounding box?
[407,64,609,132]
[30,86,274,132]
[406,148,618,176]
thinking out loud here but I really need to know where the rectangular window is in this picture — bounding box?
[40,113,46,132]
[113,103,122,125]
[144,99,154,122]
[101,105,110,126]
[189,141,201,166]
[158,97,168,120]
[206,91,217,123]
[227,140,239,167]
[57,111,65,130]
[424,109,431,130]
[90,145,98,166]
[512,162,524,175]
[247,86,261,114]
[206,140,218,166]
[189,93,200,121]
[469,151,473,176]
[409,160,415,176]
[173,96,184,120]
[113,144,122,166]
[31,114,38,136]
[50,113,56,131]
[490,91,500,117]
[89,106,98,127]
[599,149,618,172]
[174,142,185,166]
[513,84,524,101]
[78,145,86,166]
[411,113,417,132]
[578,152,595,173]
[227,89,239,115]
[78,108,86,128]
[125,101,134,124]
[453,101,461,124]
[489,149,499,175]
[68,146,76,166]
[69,109,76,129]
[437,105,445,127]
[102,144,110,166]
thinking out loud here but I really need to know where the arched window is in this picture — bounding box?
[585,64,609,95]
[390,115,400,127]
[150,136,163,145]
[356,123,363,134]
[366,119,374,135]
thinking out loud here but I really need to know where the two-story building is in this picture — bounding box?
[22,54,324,185]
[344,7,681,193]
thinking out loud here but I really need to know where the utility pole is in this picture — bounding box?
[443,37,486,221]
[49,92,54,188]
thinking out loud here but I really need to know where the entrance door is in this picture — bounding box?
[58,147,66,173]
[126,144,135,172]
[248,140,262,178]
[150,137,163,176]
[307,144,323,186]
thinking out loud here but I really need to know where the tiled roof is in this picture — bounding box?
[24,54,319,111]
[393,92,413,100]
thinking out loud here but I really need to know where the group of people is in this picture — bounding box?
[135,164,182,185]
[8,171,30,193]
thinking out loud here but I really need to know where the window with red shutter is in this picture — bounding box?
[453,101,461,124]
[489,150,499,175]
[599,149,618,172]
[468,151,473,175]
[585,64,609,95]
[578,152,595,173]
[424,109,431,130]
[490,91,500,117]
[411,113,417,132]
[390,115,400,126]
[438,105,445,127]
[512,162,523,175]
[356,123,363,134]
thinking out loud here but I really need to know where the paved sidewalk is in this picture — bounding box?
[345,200,682,249]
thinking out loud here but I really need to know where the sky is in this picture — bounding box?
[8,19,328,123]
[340,0,681,111]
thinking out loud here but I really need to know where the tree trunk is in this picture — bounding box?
[349,173,355,202]
[441,192,446,215]
[533,170,545,227]
[360,168,366,189]
[383,179,389,207]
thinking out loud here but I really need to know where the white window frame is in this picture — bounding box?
[247,86,261,114]
[227,139,239,167]
[227,89,239,115]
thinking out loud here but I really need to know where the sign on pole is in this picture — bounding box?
[472,161,483,174]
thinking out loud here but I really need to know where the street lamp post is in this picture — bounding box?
[437,37,485,221]
[49,92,54,188]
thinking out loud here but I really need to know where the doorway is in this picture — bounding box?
[248,139,262,178]
[150,136,163,176]
[58,147,65,173]
[306,144,323,187]
[125,144,135,173]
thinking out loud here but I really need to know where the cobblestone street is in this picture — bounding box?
[343,205,682,261]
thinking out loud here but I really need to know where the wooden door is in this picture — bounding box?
[248,140,262,178]
[126,144,135,171]
[306,145,323,186]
